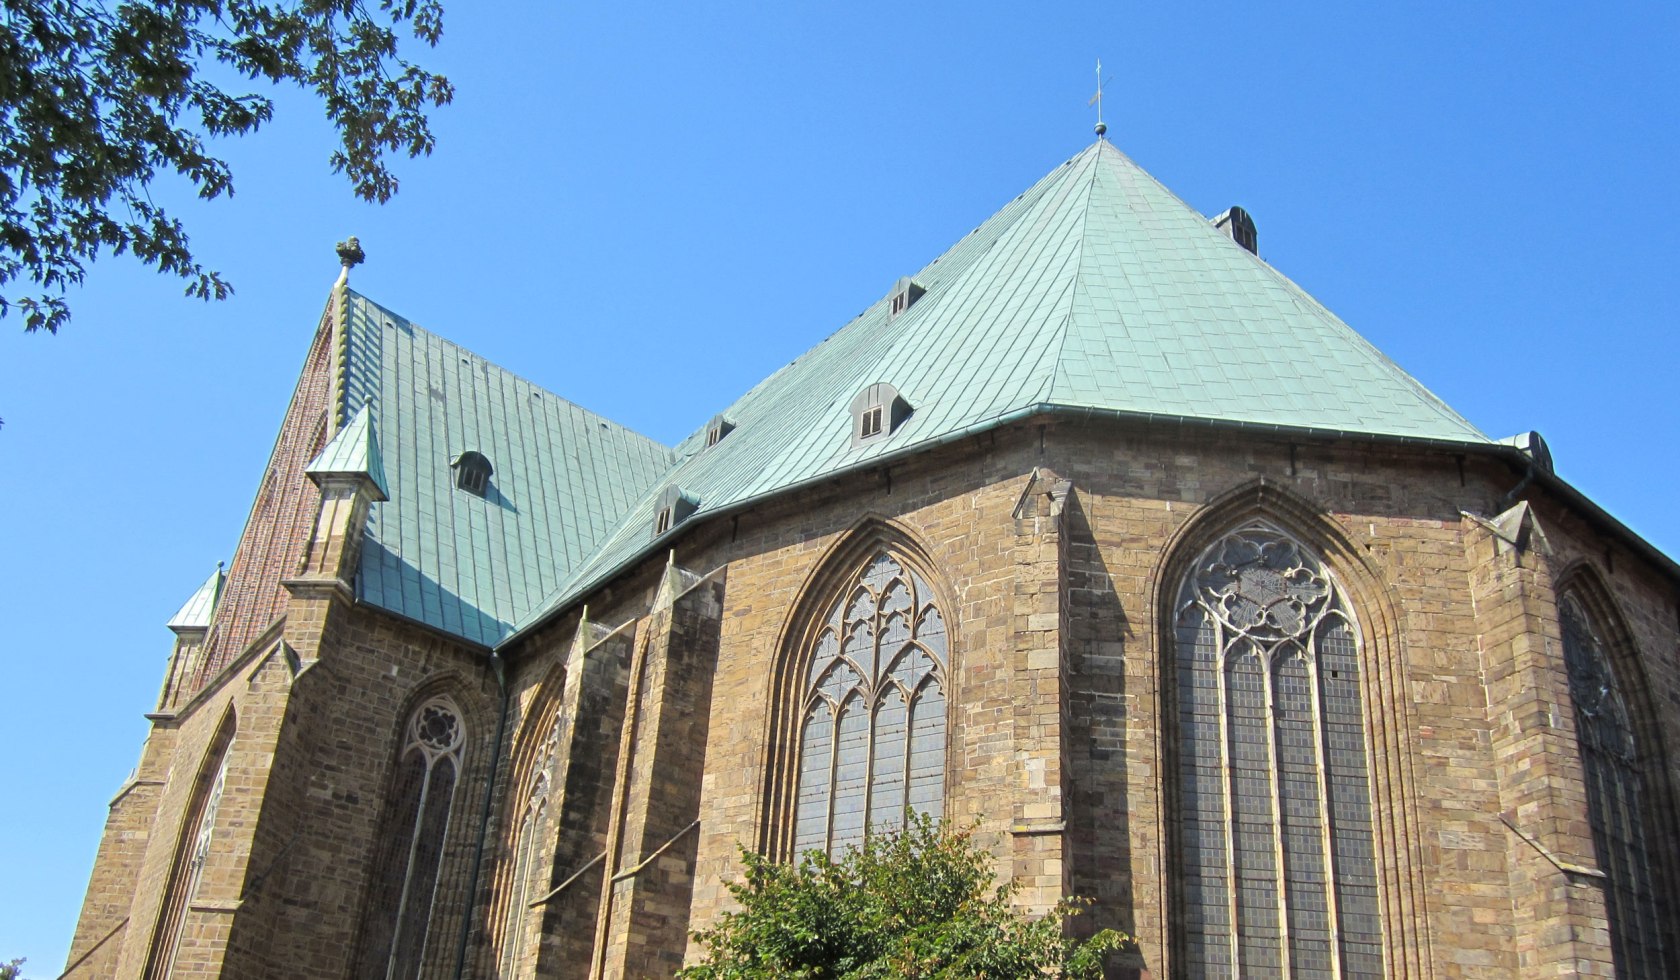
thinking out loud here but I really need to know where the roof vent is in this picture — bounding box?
[1212,206,1258,255]
[887,277,926,318]
[850,382,913,447]
[704,414,736,448]
[451,450,494,497]
[653,484,699,537]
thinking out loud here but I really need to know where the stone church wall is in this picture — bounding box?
[69,401,1680,978]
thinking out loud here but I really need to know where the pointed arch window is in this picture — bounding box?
[498,710,564,978]
[1558,592,1673,977]
[1171,522,1383,979]
[793,550,948,857]
[145,720,234,979]
[355,697,466,980]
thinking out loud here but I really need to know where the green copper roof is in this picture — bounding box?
[167,563,225,633]
[509,140,1490,638]
[337,292,674,646]
[305,399,389,499]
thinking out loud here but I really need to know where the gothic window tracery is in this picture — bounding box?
[1172,522,1383,979]
[356,697,466,980]
[498,710,564,978]
[793,550,947,857]
[1558,592,1670,977]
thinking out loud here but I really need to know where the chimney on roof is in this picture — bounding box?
[1212,207,1258,255]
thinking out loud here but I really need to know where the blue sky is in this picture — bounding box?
[3,1,1677,970]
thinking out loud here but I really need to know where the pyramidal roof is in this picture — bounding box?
[509,140,1490,637]
[167,563,225,633]
[305,399,389,499]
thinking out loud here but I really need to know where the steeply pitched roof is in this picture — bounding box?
[305,399,389,499]
[508,140,1490,638]
[168,563,225,633]
[336,292,675,646]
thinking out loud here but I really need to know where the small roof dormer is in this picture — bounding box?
[850,382,913,448]
[704,414,736,448]
[451,450,494,497]
[653,484,699,538]
[887,277,925,318]
[1211,206,1258,255]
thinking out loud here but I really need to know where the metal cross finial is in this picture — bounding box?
[1089,59,1112,138]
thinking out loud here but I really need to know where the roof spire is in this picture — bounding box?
[1089,59,1111,138]
[335,235,365,286]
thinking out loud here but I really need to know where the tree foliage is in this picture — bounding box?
[680,816,1128,979]
[0,0,452,333]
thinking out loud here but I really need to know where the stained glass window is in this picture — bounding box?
[1173,523,1382,979]
[1558,593,1671,977]
[356,697,465,980]
[793,551,947,856]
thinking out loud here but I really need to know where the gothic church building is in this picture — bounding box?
[68,139,1680,978]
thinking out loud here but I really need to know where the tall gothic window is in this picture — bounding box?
[794,550,948,857]
[498,710,563,978]
[1172,522,1383,979]
[356,697,466,980]
[1558,592,1671,977]
[145,720,234,979]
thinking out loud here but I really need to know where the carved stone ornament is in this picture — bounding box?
[1192,526,1334,643]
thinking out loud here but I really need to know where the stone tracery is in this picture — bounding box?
[793,550,947,857]
[1173,521,1383,979]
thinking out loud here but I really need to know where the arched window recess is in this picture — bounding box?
[354,695,467,980]
[1556,586,1675,977]
[497,707,565,978]
[1170,519,1384,979]
[789,545,950,858]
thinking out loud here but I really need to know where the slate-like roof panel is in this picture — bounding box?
[507,140,1490,638]
[340,293,674,645]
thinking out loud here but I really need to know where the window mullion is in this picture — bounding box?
[1213,616,1240,979]
[1262,646,1292,980]
[1304,633,1344,980]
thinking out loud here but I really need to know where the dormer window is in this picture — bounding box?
[887,277,925,318]
[850,382,912,447]
[452,451,493,497]
[652,484,699,538]
[1212,206,1259,255]
[704,414,736,448]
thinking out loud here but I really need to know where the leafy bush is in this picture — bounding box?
[680,815,1126,979]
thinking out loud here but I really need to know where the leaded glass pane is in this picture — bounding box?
[1174,523,1383,979]
[908,680,946,821]
[793,549,947,856]
[832,695,870,853]
[794,701,835,854]
[870,687,909,833]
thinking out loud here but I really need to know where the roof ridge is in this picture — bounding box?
[1044,144,1105,404]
